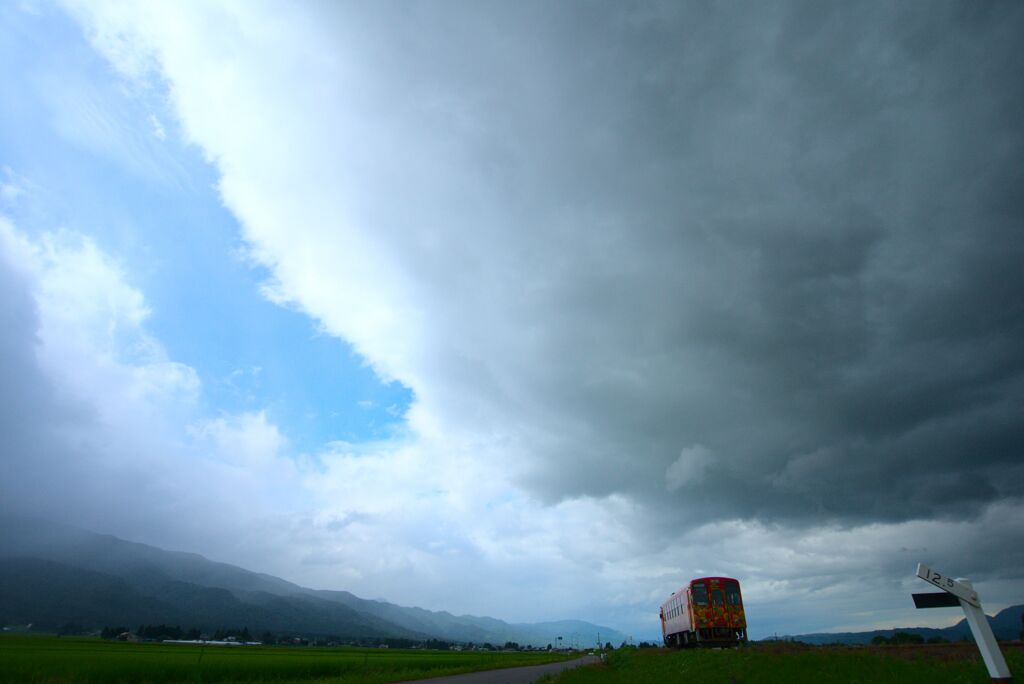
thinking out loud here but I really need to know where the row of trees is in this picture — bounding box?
[97,627,652,651]
[870,632,951,645]
[97,627,465,649]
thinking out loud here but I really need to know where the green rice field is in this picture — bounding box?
[546,642,1024,683]
[0,634,569,683]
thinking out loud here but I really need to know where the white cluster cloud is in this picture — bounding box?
[0,166,27,203]
[0,219,304,555]
[1,222,198,413]
[191,411,286,469]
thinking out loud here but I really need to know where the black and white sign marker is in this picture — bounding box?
[914,563,1012,683]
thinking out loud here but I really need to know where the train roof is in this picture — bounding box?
[660,577,742,610]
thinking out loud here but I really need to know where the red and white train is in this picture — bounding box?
[659,576,747,647]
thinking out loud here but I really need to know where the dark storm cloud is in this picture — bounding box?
[319,0,1024,527]
[51,0,1024,535]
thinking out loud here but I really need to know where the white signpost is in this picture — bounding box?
[914,563,1013,683]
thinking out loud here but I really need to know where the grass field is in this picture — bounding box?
[0,634,569,683]
[546,642,1024,683]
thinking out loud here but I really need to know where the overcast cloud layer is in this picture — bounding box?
[2,0,1022,638]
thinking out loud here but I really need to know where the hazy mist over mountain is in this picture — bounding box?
[0,517,626,647]
[1,0,1022,640]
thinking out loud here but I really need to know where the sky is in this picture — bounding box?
[1,0,1022,641]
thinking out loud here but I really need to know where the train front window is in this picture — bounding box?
[712,588,725,606]
[691,583,708,606]
[725,582,741,606]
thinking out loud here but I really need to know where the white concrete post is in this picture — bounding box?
[915,564,1013,683]
[957,579,1012,683]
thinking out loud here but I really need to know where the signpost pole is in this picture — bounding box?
[956,579,1012,683]
[913,564,1013,683]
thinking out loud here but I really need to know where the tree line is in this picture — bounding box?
[870,632,951,646]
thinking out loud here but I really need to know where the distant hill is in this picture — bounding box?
[0,516,625,646]
[784,604,1024,645]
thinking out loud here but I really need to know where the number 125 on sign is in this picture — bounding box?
[921,566,955,590]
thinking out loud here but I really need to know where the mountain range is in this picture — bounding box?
[0,516,625,647]
[786,603,1024,645]
[5,517,1015,648]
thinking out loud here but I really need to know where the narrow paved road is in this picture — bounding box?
[405,655,600,684]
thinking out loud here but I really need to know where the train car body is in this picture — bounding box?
[659,577,747,647]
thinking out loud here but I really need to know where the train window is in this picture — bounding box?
[712,588,725,606]
[725,582,741,605]
[691,583,708,606]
